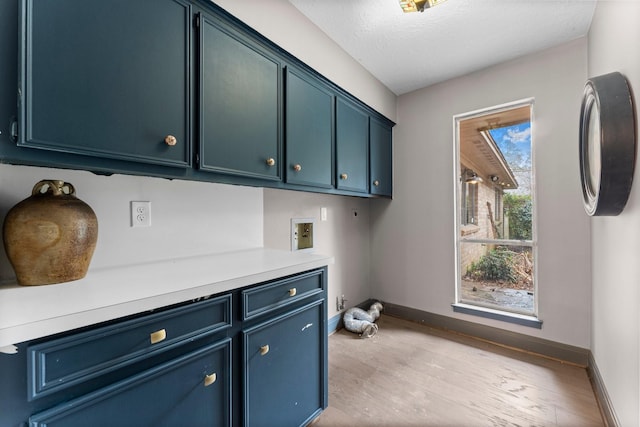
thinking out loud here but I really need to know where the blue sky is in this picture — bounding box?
[489,122,531,170]
[489,122,531,194]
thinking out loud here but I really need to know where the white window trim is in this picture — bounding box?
[452,98,540,325]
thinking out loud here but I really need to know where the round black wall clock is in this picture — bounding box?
[579,71,636,216]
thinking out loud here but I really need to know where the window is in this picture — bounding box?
[494,187,502,222]
[461,179,478,225]
[454,100,537,324]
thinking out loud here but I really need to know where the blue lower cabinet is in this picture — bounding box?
[242,300,327,427]
[28,339,232,427]
[0,269,327,426]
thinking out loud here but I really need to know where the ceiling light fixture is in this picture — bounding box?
[399,0,448,13]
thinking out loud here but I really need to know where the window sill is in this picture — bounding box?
[452,303,542,329]
[460,224,480,236]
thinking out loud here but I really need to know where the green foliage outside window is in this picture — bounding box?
[466,247,518,283]
[504,193,532,240]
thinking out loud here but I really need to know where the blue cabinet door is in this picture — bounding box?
[18,0,191,167]
[243,300,327,427]
[370,117,393,197]
[336,97,369,193]
[29,339,232,427]
[285,68,334,189]
[199,13,282,181]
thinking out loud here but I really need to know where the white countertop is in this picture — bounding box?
[0,248,333,350]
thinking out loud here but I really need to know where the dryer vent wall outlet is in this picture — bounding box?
[291,218,315,252]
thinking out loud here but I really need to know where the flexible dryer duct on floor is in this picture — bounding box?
[343,302,383,338]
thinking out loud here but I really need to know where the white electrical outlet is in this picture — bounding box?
[131,201,151,227]
[320,207,327,222]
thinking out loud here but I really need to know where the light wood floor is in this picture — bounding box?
[314,315,604,427]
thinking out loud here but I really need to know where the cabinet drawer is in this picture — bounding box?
[28,293,232,400]
[241,269,324,320]
[29,338,232,427]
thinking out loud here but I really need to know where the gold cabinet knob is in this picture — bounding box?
[266,158,276,167]
[340,173,348,180]
[289,288,297,297]
[150,329,167,344]
[204,373,217,387]
[164,135,177,146]
[260,345,270,356]
[373,180,380,187]
[293,164,302,172]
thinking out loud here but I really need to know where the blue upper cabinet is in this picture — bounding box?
[199,12,282,181]
[10,0,393,197]
[336,97,369,194]
[285,67,334,189]
[18,0,191,168]
[370,117,393,197]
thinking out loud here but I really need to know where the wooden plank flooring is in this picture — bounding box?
[314,315,603,427]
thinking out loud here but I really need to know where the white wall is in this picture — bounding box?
[263,189,371,319]
[371,39,592,348]
[0,164,263,281]
[588,1,640,425]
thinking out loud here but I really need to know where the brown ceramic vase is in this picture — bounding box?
[2,180,98,286]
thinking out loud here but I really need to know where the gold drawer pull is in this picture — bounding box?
[204,373,217,387]
[266,158,276,166]
[260,345,270,356]
[340,173,348,180]
[164,135,177,146]
[150,329,167,344]
[293,164,302,172]
[289,288,297,297]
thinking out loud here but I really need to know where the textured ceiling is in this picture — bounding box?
[289,0,597,95]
